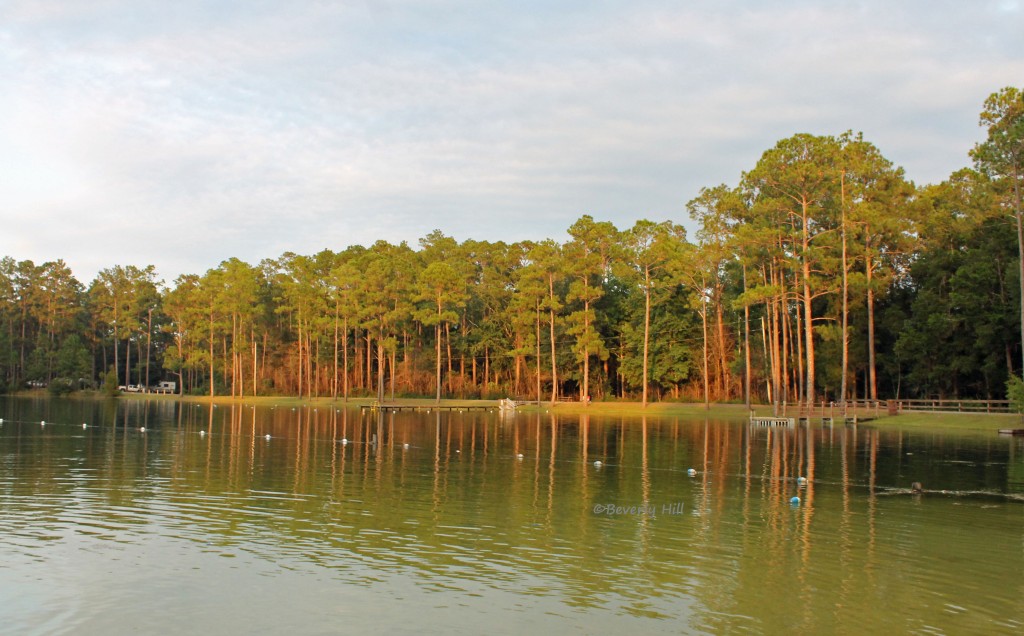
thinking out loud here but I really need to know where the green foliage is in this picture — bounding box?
[47,378,75,396]
[3,91,1023,404]
[1007,375,1024,413]
[102,367,120,397]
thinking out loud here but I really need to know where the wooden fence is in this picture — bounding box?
[781,399,1014,417]
[888,399,1012,414]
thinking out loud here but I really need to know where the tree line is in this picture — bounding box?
[2,87,1021,406]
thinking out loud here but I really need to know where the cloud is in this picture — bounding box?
[1,1,1022,283]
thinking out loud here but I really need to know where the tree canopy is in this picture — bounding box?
[2,87,1020,404]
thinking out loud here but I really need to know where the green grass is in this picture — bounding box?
[869,410,1023,432]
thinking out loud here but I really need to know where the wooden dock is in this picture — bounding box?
[359,404,497,413]
[751,413,873,426]
[750,416,796,427]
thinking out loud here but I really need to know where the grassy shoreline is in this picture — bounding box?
[9,390,1022,433]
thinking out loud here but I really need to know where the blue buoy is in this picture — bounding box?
[687,468,697,477]
[790,496,801,505]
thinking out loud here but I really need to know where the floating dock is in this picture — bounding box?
[750,416,796,427]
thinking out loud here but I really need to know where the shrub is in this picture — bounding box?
[48,378,75,396]
[1008,374,1024,414]
[102,368,120,397]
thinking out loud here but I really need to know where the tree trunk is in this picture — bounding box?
[208,309,214,398]
[583,290,590,401]
[333,302,339,400]
[866,233,878,401]
[124,327,131,389]
[743,266,751,409]
[642,267,651,408]
[252,329,257,397]
[549,274,558,405]
[535,301,542,405]
[802,198,816,406]
[701,294,709,410]
[145,308,152,390]
[390,346,396,401]
[376,329,385,403]
[342,317,349,402]
[1016,198,1024,374]
[793,297,803,404]
[840,170,849,405]
[365,331,372,395]
[715,289,727,400]
[435,317,442,404]
[445,322,453,392]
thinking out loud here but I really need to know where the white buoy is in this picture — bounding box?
[455,449,460,453]
[687,468,697,477]
[139,427,146,432]
[516,453,524,460]
[41,421,46,427]
[341,438,348,445]
[265,434,271,440]
[82,423,87,429]
[594,460,603,467]
[797,476,808,486]
[199,430,206,436]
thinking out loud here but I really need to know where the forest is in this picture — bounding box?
[2,87,1021,405]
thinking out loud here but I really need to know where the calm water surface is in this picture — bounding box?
[1,397,1022,635]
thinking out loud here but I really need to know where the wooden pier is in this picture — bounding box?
[751,408,874,427]
[360,403,497,413]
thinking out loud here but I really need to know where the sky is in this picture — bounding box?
[1,0,1022,285]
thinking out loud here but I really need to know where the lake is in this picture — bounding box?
[1,397,1022,634]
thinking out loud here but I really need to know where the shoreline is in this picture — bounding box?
[5,391,1021,432]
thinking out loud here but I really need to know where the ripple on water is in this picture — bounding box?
[2,401,1023,635]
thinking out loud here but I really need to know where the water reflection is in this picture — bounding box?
[0,397,1022,634]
